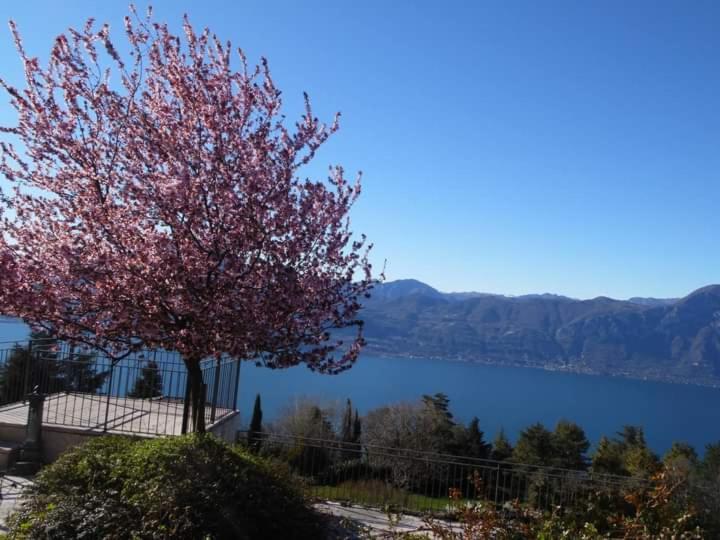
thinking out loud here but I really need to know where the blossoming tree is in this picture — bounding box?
[0,8,374,431]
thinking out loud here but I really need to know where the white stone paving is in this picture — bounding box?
[0,393,232,436]
[316,501,462,539]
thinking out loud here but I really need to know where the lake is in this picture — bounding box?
[2,319,719,455]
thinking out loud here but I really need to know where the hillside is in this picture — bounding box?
[357,280,720,386]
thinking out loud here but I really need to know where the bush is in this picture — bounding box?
[8,434,324,539]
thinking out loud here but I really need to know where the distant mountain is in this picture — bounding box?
[367,279,446,302]
[356,280,720,386]
[627,297,679,307]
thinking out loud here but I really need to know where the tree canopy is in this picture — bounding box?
[0,8,375,431]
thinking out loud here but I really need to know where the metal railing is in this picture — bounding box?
[240,432,647,515]
[0,338,240,436]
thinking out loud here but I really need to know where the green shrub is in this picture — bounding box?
[8,434,324,539]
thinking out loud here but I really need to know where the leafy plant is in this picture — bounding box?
[8,434,324,539]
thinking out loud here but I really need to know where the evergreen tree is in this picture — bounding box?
[127,360,163,399]
[591,426,660,478]
[466,417,492,459]
[421,392,455,452]
[552,420,590,470]
[309,405,334,438]
[513,422,554,466]
[451,417,491,459]
[618,425,647,448]
[591,436,626,476]
[341,398,353,444]
[340,398,359,459]
[247,394,263,452]
[491,428,513,461]
[702,442,720,483]
[352,409,361,443]
[624,444,660,478]
[663,442,698,467]
[421,393,454,424]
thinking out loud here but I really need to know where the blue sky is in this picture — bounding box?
[0,1,718,299]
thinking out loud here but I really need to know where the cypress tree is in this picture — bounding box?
[352,408,361,443]
[340,398,358,459]
[341,398,353,443]
[248,394,263,452]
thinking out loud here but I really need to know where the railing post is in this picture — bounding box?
[232,359,241,411]
[103,363,115,433]
[494,464,501,505]
[22,340,33,404]
[198,382,207,431]
[209,357,221,423]
[181,375,191,434]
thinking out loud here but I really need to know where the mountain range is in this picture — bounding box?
[357,279,720,386]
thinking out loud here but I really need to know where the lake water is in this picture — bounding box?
[2,319,719,455]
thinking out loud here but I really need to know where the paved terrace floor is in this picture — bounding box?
[0,393,233,436]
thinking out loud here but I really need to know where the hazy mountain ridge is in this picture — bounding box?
[359,280,720,386]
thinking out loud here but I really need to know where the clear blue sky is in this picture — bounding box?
[0,1,718,299]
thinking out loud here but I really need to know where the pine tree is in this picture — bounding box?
[465,417,492,459]
[248,394,263,452]
[127,360,163,399]
[591,426,660,478]
[421,392,455,453]
[552,420,590,470]
[513,423,554,466]
[591,436,625,475]
[491,428,513,461]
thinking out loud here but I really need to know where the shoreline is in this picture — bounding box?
[363,349,720,390]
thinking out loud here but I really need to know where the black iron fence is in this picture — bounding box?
[0,338,240,436]
[239,432,646,515]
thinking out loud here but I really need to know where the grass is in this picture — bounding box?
[308,479,473,514]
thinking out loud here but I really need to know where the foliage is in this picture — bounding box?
[591,425,660,478]
[127,360,163,399]
[7,434,324,539]
[510,420,589,471]
[247,393,263,452]
[264,394,720,538]
[0,332,72,402]
[512,422,554,467]
[266,399,337,476]
[551,420,590,470]
[701,442,720,490]
[0,6,374,433]
[423,481,539,540]
[383,466,710,539]
[353,408,362,443]
[272,398,337,441]
[340,398,361,460]
[491,428,513,461]
[364,395,490,461]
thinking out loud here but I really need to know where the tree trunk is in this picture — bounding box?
[184,359,206,433]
